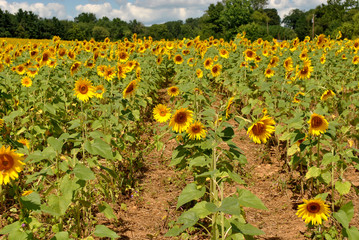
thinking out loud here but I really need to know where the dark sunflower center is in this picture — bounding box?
[0,154,14,171]
[191,126,201,133]
[175,112,187,124]
[171,88,177,93]
[126,84,134,93]
[252,123,265,135]
[307,202,320,213]
[159,110,167,116]
[311,116,323,128]
[43,53,49,62]
[79,85,88,94]
[301,67,308,75]
[176,56,182,62]
[247,51,253,57]
[212,66,218,73]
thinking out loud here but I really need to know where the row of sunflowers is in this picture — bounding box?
[0,32,358,239]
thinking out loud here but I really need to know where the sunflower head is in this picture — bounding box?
[186,121,206,140]
[196,69,203,79]
[153,104,171,123]
[73,78,95,102]
[123,80,138,99]
[173,54,184,65]
[167,86,180,97]
[308,113,328,136]
[94,85,105,99]
[247,115,276,144]
[169,108,193,133]
[0,146,25,185]
[211,64,222,77]
[320,90,335,101]
[296,199,330,225]
[21,76,32,87]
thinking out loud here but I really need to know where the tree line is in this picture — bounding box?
[0,0,358,41]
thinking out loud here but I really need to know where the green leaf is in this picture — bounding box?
[84,138,113,160]
[189,155,209,168]
[165,211,199,237]
[8,230,28,240]
[322,153,340,166]
[305,166,321,179]
[44,103,56,115]
[335,181,351,195]
[47,137,63,153]
[176,183,205,209]
[93,225,119,239]
[228,171,245,184]
[221,127,234,141]
[287,144,298,156]
[41,194,71,217]
[99,202,118,220]
[231,221,265,236]
[51,232,70,240]
[346,226,359,240]
[3,110,24,123]
[73,164,95,181]
[237,189,267,210]
[188,201,212,218]
[218,197,241,216]
[0,221,21,234]
[21,191,41,211]
[333,201,354,229]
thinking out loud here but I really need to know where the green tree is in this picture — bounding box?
[74,12,97,23]
[92,26,110,41]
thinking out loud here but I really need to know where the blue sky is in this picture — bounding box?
[0,0,327,25]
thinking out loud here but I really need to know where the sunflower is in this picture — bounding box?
[283,57,293,71]
[21,76,32,87]
[16,64,26,75]
[244,49,256,61]
[296,199,330,225]
[187,121,206,140]
[264,68,275,78]
[169,108,193,133]
[118,51,129,62]
[73,78,95,102]
[103,66,116,81]
[94,85,105,99]
[173,54,184,65]
[293,92,305,103]
[123,80,137,99]
[247,115,276,144]
[17,138,30,149]
[320,54,326,64]
[196,69,203,79]
[70,61,81,76]
[211,64,222,77]
[297,64,313,80]
[167,86,180,97]
[153,104,171,123]
[156,55,163,65]
[204,58,213,70]
[321,90,335,101]
[268,56,279,68]
[308,113,328,136]
[0,145,25,185]
[0,119,4,129]
[117,64,128,79]
[226,97,235,119]
[352,56,359,65]
[219,49,229,58]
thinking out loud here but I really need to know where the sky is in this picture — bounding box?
[0,0,328,26]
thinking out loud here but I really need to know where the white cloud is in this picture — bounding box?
[0,0,70,19]
[268,0,327,20]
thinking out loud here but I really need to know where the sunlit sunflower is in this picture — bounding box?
[321,90,335,101]
[187,121,206,140]
[21,76,32,87]
[123,80,137,99]
[352,56,359,65]
[211,64,222,77]
[296,199,330,225]
[16,64,26,75]
[167,86,180,97]
[70,61,81,76]
[244,49,256,61]
[264,68,275,78]
[169,108,193,133]
[173,54,184,65]
[196,69,203,79]
[226,97,235,119]
[297,64,313,80]
[308,113,328,136]
[153,104,171,123]
[293,92,305,103]
[320,54,326,64]
[94,85,105,99]
[283,57,293,71]
[268,56,279,68]
[204,58,213,70]
[18,138,30,149]
[247,115,276,144]
[156,55,163,65]
[0,145,25,185]
[73,78,95,102]
[103,66,116,81]
[117,64,128,79]
[219,49,229,58]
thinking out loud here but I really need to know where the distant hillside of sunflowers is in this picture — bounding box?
[0,33,358,239]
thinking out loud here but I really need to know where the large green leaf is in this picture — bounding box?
[305,166,321,179]
[333,201,354,229]
[84,138,113,160]
[99,202,117,220]
[165,211,199,237]
[335,181,351,195]
[218,197,242,216]
[176,183,205,209]
[237,189,267,210]
[21,191,41,211]
[73,164,95,181]
[93,225,119,239]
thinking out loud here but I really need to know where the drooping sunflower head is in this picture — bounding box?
[296,199,330,225]
[73,78,95,102]
[308,113,328,136]
[153,104,171,123]
[0,145,25,185]
[17,138,30,149]
[226,97,235,119]
[70,61,81,76]
[21,76,32,87]
[247,115,276,144]
[352,55,359,65]
[196,69,203,79]
[103,66,116,81]
[167,86,180,97]
[186,121,206,140]
[123,80,138,99]
[293,92,305,103]
[320,90,335,101]
[169,108,194,133]
[283,57,293,71]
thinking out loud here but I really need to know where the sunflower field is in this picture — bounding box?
[0,33,359,239]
